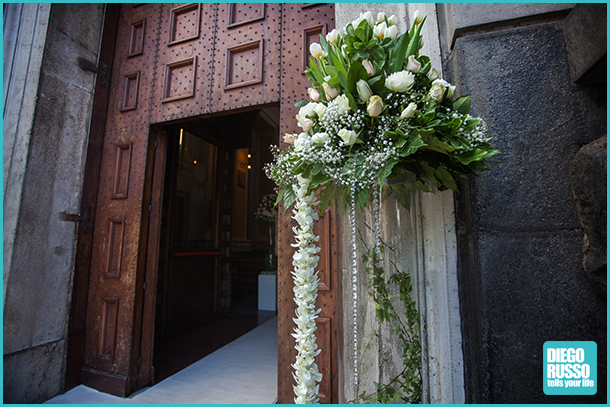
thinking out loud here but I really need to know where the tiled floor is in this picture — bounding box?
[45,316,278,404]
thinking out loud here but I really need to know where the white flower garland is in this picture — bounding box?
[290,175,323,403]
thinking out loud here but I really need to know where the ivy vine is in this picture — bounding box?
[349,235,422,404]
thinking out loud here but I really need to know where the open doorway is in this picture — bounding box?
[152,106,279,383]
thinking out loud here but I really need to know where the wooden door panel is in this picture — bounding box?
[150,3,216,124]
[278,4,337,404]
[209,3,281,113]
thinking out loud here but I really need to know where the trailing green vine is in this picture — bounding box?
[350,236,422,404]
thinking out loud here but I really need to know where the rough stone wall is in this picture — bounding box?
[336,4,466,404]
[439,3,607,403]
[3,4,105,404]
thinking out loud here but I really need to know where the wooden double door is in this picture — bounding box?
[68,3,340,403]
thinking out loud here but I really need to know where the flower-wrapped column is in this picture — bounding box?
[291,175,323,403]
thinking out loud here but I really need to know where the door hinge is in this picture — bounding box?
[149,203,152,212]
[143,282,147,291]
[78,57,108,88]
[59,206,92,232]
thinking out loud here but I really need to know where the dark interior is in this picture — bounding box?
[152,107,279,383]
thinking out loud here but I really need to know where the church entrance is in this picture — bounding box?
[151,109,279,383]
[69,4,340,402]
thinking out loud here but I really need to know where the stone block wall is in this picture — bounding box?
[3,4,104,403]
[439,3,607,403]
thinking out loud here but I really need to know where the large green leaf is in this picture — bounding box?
[452,95,471,115]
[405,15,426,58]
[389,31,410,74]
[318,182,336,214]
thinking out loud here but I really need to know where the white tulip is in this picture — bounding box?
[362,11,374,26]
[385,70,415,92]
[413,10,424,25]
[338,128,357,146]
[385,24,398,41]
[356,79,373,102]
[400,102,417,118]
[309,42,323,58]
[388,15,398,26]
[326,28,339,44]
[374,21,387,39]
[377,12,386,23]
[406,55,421,73]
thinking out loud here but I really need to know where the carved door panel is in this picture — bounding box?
[80,3,162,397]
[278,3,339,404]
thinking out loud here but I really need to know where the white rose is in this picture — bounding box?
[296,116,314,132]
[406,55,421,73]
[367,95,384,117]
[294,133,310,151]
[307,87,320,102]
[309,42,323,58]
[428,68,441,81]
[374,21,387,39]
[400,102,417,118]
[385,24,398,41]
[356,79,372,102]
[385,70,415,92]
[432,78,456,98]
[338,128,357,146]
[298,102,318,119]
[335,94,351,115]
[284,133,298,144]
[322,82,339,100]
[311,132,329,145]
[428,83,446,103]
[326,28,339,44]
[313,103,326,118]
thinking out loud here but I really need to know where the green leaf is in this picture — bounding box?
[389,31,410,73]
[308,57,325,84]
[294,100,308,109]
[311,161,324,176]
[355,187,369,210]
[347,61,368,95]
[400,134,426,157]
[406,15,426,58]
[283,186,297,210]
[331,49,349,90]
[419,132,457,154]
[389,184,412,210]
[318,182,335,214]
[452,94,471,114]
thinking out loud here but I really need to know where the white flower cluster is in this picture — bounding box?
[290,176,323,404]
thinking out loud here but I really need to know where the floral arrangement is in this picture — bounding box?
[253,193,277,225]
[266,10,499,404]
